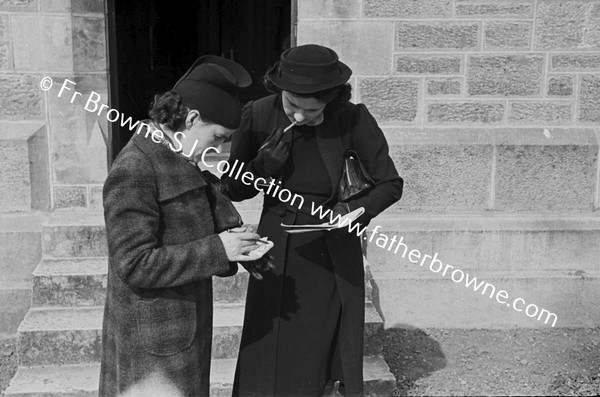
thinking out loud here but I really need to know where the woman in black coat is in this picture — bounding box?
[224,45,404,396]
[99,56,267,397]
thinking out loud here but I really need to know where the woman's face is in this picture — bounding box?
[281,91,327,126]
[177,111,234,160]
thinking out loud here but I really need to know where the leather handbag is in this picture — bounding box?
[201,170,243,232]
[338,150,375,202]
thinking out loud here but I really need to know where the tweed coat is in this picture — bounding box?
[224,94,403,396]
[99,130,235,397]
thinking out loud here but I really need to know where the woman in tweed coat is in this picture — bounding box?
[99,56,264,397]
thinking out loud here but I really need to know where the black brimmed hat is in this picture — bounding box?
[172,55,251,129]
[267,44,352,94]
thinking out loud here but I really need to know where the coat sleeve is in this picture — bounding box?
[222,101,263,201]
[345,104,404,225]
[103,153,232,289]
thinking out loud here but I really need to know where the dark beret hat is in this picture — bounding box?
[172,55,251,129]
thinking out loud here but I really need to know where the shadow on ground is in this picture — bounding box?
[382,324,446,396]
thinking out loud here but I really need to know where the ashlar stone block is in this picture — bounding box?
[72,16,106,71]
[297,21,393,75]
[578,74,600,122]
[43,16,74,71]
[495,128,597,211]
[547,75,574,96]
[395,55,461,75]
[0,14,8,39]
[0,75,43,119]
[509,101,573,124]
[426,101,504,124]
[42,0,70,12]
[386,129,493,213]
[12,15,73,71]
[426,78,462,96]
[535,0,600,50]
[455,0,534,18]
[299,0,360,19]
[358,78,419,124]
[363,0,452,18]
[551,54,600,71]
[0,133,31,211]
[72,0,104,14]
[88,186,103,211]
[11,14,43,70]
[395,22,479,51]
[0,41,10,70]
[48,74,109,184]
[484,21,532,50]
[54,186,87,209]
[0,0,38,12]
[467,55,544,96]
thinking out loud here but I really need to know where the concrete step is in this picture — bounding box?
[367,214,600,274]
[32,258,108,307]
[372,269,600,329]
[5,355,396,396]
[42,213,107,258]
[17,302,384,366]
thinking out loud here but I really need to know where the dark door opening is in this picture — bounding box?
[107,0,292,163]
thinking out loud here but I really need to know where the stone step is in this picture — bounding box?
[31,259,253,307]
[42,213,107,258]
[367,214,600,274]
[16,303,385,365]
[32,258,108,307]
[32,260,366,308]
[214,269,249,303]
[0,212,46,334]
[38,212,264,258]
[372,269,600,329]
[5,355,396,396]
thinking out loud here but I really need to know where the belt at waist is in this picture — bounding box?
[263,194,332,222]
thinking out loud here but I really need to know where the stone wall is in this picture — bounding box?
[297,0,600,328]
[297,0,600,214]
[0,0,109,335]
[0,0,108,212]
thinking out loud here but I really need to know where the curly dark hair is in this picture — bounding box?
[263,69,352,110]
[148,91,190,131]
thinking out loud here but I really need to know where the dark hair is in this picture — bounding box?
[262,70,352,110]
[148,91,190,131]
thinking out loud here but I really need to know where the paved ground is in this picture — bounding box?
[385,327,600,396]
[2,328,599,396]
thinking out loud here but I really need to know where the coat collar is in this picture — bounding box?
[130,125,207,201]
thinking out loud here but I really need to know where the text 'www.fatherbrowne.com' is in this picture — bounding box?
[310,203,559,328]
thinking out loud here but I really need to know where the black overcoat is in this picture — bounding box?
[99,131,234,397]
[224,95,403,396]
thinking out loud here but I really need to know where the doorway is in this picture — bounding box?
[107,0,292,163]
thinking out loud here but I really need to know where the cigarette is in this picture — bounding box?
[259,121,297,151]
[283,120,298,133]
